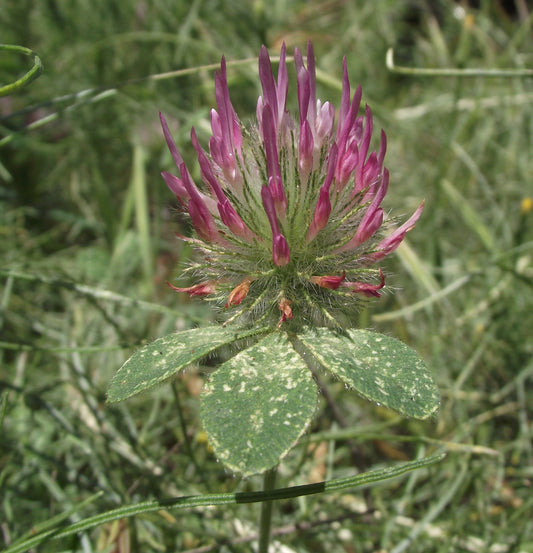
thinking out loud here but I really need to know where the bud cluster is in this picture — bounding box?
[161,42,423,329]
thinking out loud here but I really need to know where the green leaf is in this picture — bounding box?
[107,326,268,402]
[200,332,318,476]
[298,328,440,419]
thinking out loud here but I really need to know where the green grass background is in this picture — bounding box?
[1,0,532,551]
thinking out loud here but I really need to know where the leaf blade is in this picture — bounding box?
[298,328,440,419]
[200,332,318,475]
[107,326,269,402]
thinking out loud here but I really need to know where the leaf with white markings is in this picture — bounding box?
[107,326,269,403]
[297,327,440,419]
[200,332,318,476]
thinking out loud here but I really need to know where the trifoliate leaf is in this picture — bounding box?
[200,332,318,476]
[107,326,269,402]
[297,328,439,419]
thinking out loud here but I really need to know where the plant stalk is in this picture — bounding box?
[258,466,278,553]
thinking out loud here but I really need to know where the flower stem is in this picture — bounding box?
[258,466,278,553]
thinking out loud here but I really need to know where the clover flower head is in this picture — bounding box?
[161,41,423,329]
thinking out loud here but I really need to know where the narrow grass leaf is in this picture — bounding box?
[395,241,442,298]
[1,454,445,553]
[6,492,104,550]
[107,326,269,402]
[297,328,440,419]
[0,44,43,97]
[200,332,318,476]
[131,141,153,293]
[441,178,496,253]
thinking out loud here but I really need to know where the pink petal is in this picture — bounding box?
[161,171,188,199]
[370,201,424,261]
[307,144,338,241]
[298,119,314,177]
[191,128,253,239]
[261,186,290,266]
[276,43,289,130]
[259,45,279,127]
[262,104,287,216]
[166,281,217,296]
[180,163,220,243]
[315,101,335,144]
[272,233,290,267]
[159,112,184,168]
[342,269,385,297]
[310,271,346,290]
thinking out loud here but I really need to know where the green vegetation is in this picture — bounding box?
[1,1,532,551]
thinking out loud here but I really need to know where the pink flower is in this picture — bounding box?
[161,42,423,328]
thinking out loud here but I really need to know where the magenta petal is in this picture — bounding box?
[360,153,381,200]
[187,199,217,242]
[167,280,216,296]
[356,169,389,239]
[336,142,359,187]
[342,269,386,297]
[262,104,280,178]
[305,41,317,129]
[211,58,242,181]
[336,84,362,148]
[307,187,332,243]
[261,185,290,266]
[259,45,278,126]
[208,135,223,170]
[210,109,222,137]
[299,119,314,176]
[163,169,218,216]
[262,105,287,215]
[214,57,234,149]
[357,209,384,246]
[272,234,290,266]
[377,129,387,167]
[192,128,225,200]
[307,144,338,242]
[261,185,277,227]
[310,271,346,290]
[268,175,287,216]
[371,201,425,261]
[359,105,373,165]
[191,128,253,240]
[337,57,351,131]
[161,171,188,199]
[218,198,253,239]
[160,113,184,169]
[297,64,310,124]
[232,116,243,152]
[315,101,335,143]
[180,163,219,242]
[335,84,362,189]
[276,43,288,128]
[337,170,389,252]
